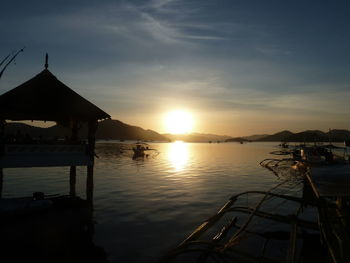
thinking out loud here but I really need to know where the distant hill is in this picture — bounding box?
[255,129,350,142]
[285,130,328,142]
[163,133,232,142]
[257,130,294,142]
[4,119,169,141]
[96,119,168,141]
[243,134,269,141]
[4,122,350,143]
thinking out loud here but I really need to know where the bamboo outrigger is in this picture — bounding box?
[159,180,323,263]
[259,143,350,262]
[161,142,350,262]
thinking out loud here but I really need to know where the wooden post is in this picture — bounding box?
[86,120,97,205]
[70,166,76,197]
[87,165,94,205]
[0,120,4,199]
[69,121,78,197]
[0,168,3,199]
[0,119,4,138]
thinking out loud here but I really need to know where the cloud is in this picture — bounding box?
[2,0,350,134]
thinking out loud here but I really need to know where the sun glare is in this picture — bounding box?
[164,110,194,134]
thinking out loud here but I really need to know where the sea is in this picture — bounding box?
[2,141,303,262]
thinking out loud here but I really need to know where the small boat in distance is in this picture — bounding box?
[279,142,289,148]
[118,142,159,160]
[132,143,146,159]
[132,143,158,159]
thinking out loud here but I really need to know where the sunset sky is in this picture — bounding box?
[1,1,350,136]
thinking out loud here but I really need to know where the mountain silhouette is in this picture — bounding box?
[3,119,168,141]
[255,129,350,142]
[257,130,294,141]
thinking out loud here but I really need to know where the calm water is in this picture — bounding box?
[3,142,293,262]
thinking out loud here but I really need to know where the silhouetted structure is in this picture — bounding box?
[0,55,109,262]
[0,69,109,122]
[0,54,110,201]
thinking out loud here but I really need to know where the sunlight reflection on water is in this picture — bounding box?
[167,141,189,171]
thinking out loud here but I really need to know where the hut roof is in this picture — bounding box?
[0,69,110,122]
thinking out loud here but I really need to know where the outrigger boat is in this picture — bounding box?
[260,143,350,175]
[259,143,350,262]
[132,142,159,160]
[160,142,350,262]
[159,182,323,263]
[132,143,147,159]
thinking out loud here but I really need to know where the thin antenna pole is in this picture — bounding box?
[0,47,25,79]
[45,53,48,69]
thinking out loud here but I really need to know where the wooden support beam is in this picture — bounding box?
[71,121,78,141]
[287,217,298,263]
[69,121,78,197]
[87,121,97,160]
[0,168,3,199]
[86,120,97,206]
[70,166,76,197]
[0,119,4,137]
[87,165,94,205]
[0,120,4,199]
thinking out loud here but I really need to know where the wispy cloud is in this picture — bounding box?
[2,0,350,134]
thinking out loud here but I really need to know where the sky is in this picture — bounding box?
[1,0,350,136]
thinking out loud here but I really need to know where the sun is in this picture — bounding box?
[164,110,194,134]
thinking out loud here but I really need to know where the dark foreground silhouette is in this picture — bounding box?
[0,194,107,263]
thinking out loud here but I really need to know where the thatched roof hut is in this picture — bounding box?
[0,60,110,202]
[0,69,110,122]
